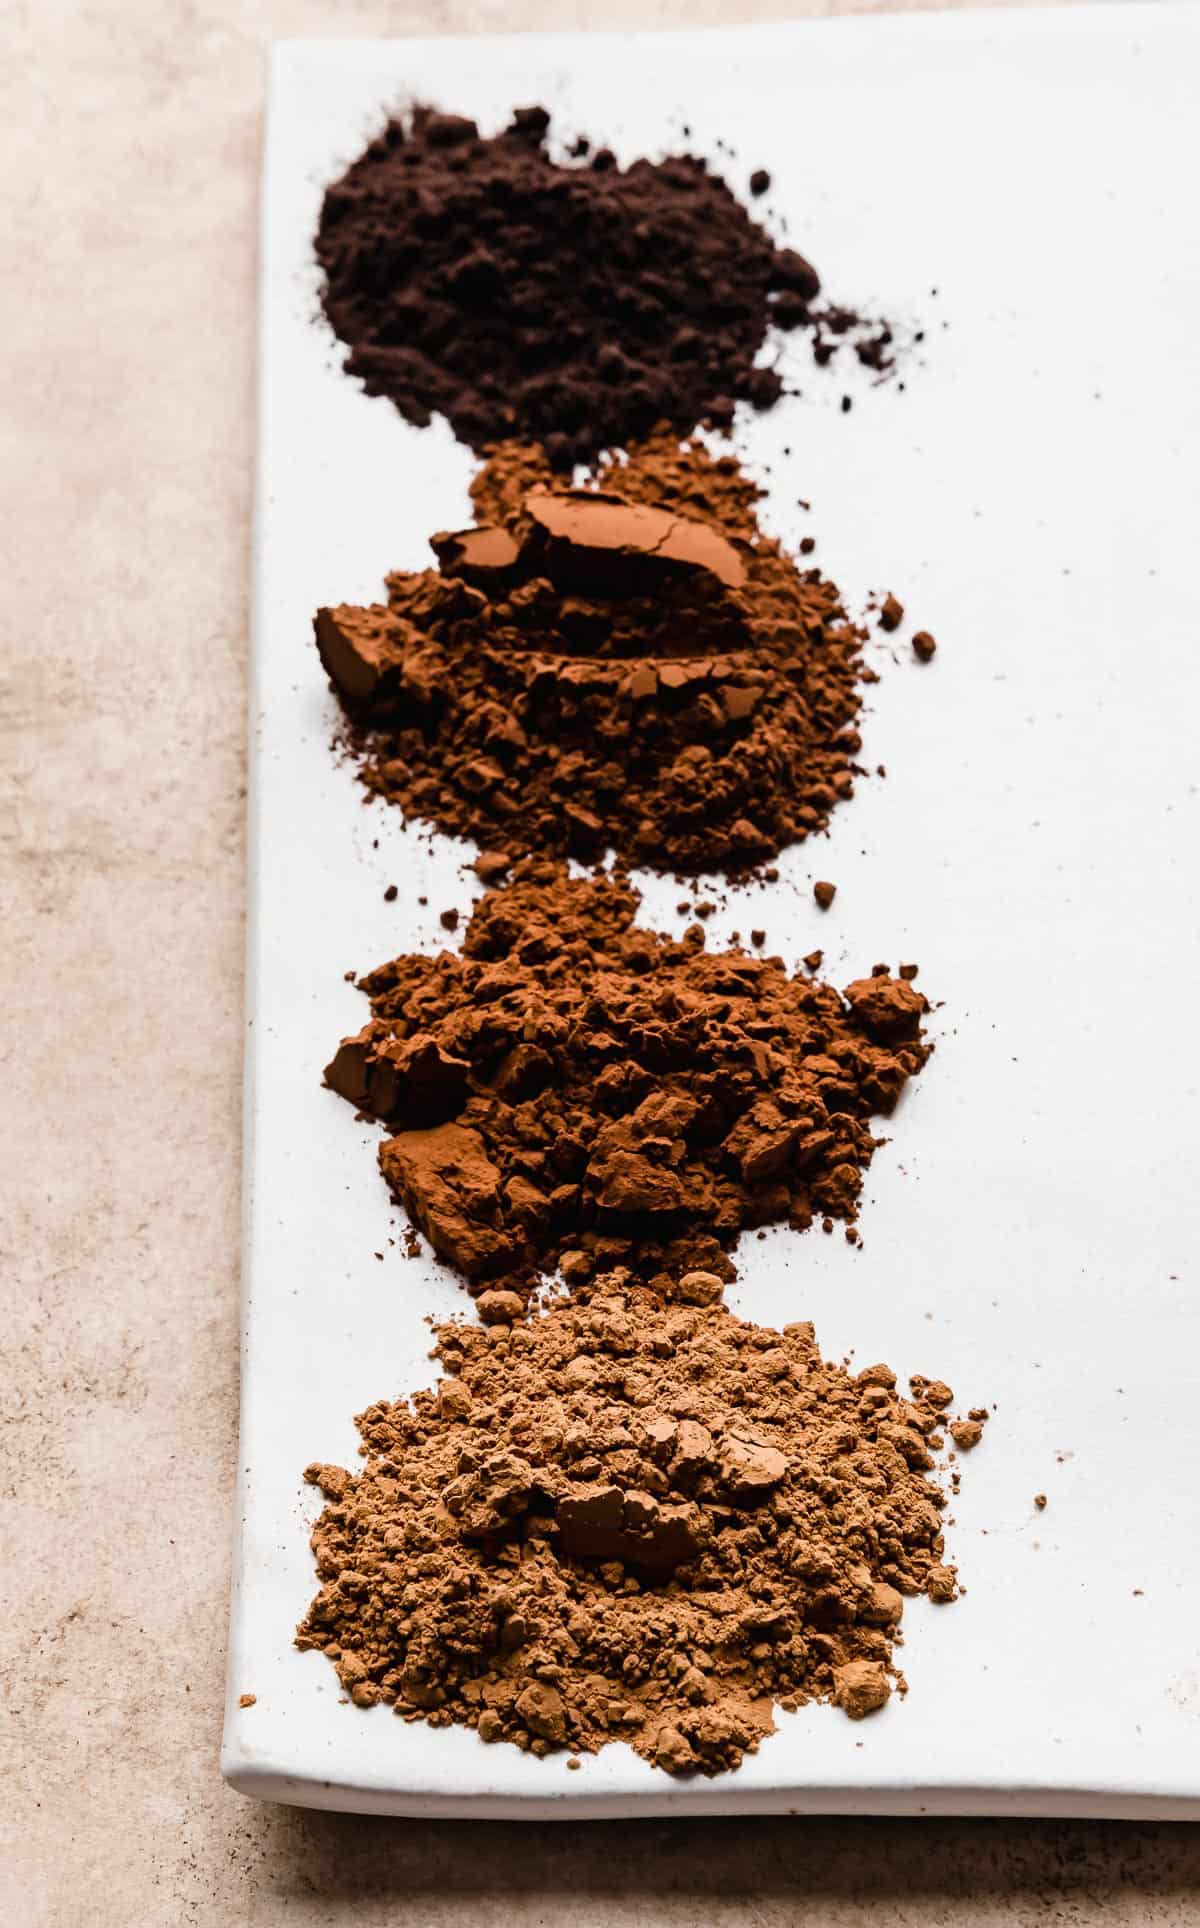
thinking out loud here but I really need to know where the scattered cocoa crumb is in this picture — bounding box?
[323,862,933,1291]
[878,593,904,633]
[813,881,837,910]
[1034,1494,1047,1510]
[899,963,918,981]
[383,884,398,902]
[799,536,815,555]
[238,1693,257,1709]
[949,1420,984,1452]
[803,949,823,971]
[750,930,765,949]
[834,1661,890,1720]
[476,1288,526,1327]
[748,167,770,197]
[912,630,937,662]
[297,1280,971,1776]
[440,909,460,932]
[925,1563,957,1603]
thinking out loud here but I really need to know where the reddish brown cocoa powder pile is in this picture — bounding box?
[296,1277,978,1775]
[316,431,872,875]
[316,107,893,466]
[325,862,930,1293]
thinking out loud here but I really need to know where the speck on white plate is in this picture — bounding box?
[223,3,1200,1818]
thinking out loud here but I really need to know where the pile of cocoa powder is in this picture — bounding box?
[297,1275,978,1775]
[297,102,976,1784]
[325,861,930,1294]
[316,107,892,465]
[316,431,872,875]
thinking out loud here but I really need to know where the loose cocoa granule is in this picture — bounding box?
[925,1563,958,1603]
[878,593,904,633]
[315,431,871,876]
[324,861,931,1293]
[315,107,893,467]
[949,1418,985,1451]
[296,1277,975,1776]
[813,881,837,910]
[912,629,937,662]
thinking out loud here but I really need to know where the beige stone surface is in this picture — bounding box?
[3,0,1199,1921]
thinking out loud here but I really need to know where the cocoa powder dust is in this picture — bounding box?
[297,1276,973,1775]
[325,861,931,1295]
[316,107,893,466]
[315,430,874,876]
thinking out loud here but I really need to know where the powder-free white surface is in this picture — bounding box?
[224,3,1200,1817]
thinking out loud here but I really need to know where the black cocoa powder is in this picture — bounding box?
[316,106,887,465]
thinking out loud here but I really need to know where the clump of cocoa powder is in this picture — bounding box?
[316,107,893,467]
[297,1277,974,1776]
[324,862,931,1293]
[315,431,872,876]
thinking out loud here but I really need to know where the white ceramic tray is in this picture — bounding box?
[223,4,1200,1817]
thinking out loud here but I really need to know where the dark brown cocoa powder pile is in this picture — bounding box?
[316,107,892,466]
[325,861,930,1294]
[297,1276,976,1775]
[316,431,871,875]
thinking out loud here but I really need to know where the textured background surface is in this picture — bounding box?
[3,1,1198,1920]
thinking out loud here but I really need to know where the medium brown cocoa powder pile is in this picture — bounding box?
[316,107,893,467]
[325,862,930,1293]
[316,431,872,875]
[297,1276,974,1775]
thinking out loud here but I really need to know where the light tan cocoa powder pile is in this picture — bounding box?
[297,1275,982,1777]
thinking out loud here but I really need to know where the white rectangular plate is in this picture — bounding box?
[224,4,1200,1818]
